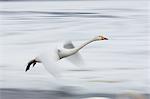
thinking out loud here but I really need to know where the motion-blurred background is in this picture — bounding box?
[0,0,149,99]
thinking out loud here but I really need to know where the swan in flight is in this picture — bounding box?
[25,35,108,77]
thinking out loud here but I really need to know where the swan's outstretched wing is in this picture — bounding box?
[63,41,84,66]
[38,50,62,77]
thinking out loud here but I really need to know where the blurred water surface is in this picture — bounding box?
[0,0,149,95]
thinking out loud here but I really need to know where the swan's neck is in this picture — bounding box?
[58,38,97,59]
[74,38,96,53]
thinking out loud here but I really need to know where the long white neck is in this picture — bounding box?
[59,38,97,59]
[73,38,97,53]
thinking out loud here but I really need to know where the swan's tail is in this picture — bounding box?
[25,59,39,72]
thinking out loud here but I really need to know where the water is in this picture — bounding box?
[0,0,149,97]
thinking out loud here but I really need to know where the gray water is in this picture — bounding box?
[0,0,149,98]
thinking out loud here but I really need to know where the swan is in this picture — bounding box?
[25,35,108,77]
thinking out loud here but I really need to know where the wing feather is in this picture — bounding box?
[38,50,62,77]
[63,41,84,66]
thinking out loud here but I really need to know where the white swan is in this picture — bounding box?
[25,35,108,77]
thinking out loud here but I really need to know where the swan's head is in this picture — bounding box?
[95,35,108,41]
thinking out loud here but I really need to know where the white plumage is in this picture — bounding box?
[25,35,108,77]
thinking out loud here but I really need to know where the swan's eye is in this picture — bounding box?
[98,36,102,39]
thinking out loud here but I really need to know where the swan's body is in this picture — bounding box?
[25,35,108,77]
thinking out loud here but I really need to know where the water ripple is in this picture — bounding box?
[0,11,122,19]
